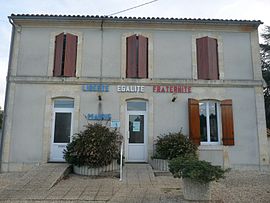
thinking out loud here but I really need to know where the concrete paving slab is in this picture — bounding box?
[0,172,25,190]
[1,163,270,202]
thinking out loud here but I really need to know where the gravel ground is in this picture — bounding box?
[211,170,270,202]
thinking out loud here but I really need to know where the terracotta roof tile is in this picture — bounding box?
[9,14,262,25]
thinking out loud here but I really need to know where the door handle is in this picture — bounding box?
[127,131,130,139]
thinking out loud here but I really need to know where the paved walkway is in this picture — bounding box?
[0,163,270,202]
[0,163,183,202]
[0,163,71,201]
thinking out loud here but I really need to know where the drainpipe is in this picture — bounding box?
[99,19,104,84]
[98,19,104,119]
[0,18,16,172]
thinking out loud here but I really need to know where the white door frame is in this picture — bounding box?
[50,107,73,162]
[125,106,148,162]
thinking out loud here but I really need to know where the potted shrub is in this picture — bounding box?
[151,130,197,171]
[64,123,122,176]
[169,155,228,200]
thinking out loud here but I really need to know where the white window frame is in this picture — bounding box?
[199,100,221,145]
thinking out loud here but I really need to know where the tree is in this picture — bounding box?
[260,26,270,129]
[0,106,3,129]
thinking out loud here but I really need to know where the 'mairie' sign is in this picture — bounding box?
[87,114,111,120]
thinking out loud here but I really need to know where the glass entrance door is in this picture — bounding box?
[126,100,147,162]
[50,99,74,162]
[129,115,144,144]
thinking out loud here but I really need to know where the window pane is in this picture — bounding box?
[129,115,144,143]
[127,101,146,111]
[209,102,218,142]
[199,102,207,142]
[54,112,72,143]
[54,99,74,108]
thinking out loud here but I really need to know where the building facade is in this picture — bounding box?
[1,14,269,172]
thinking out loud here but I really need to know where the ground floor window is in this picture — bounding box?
[199,100,220,144]
[188,98,234,146]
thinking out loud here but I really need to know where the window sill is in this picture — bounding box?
[198,145,223,151]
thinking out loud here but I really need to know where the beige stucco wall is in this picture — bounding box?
[1,83,265,171]
[16,26,254,80]
[2,19,268,171]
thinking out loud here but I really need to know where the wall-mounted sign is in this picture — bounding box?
[117,85,144,93]
[111,120,120,128]
[83,84,109,92]
[153,85,191,93]
[87,114,111,120]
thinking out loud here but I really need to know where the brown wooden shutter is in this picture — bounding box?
[196,37,209,80]
[53,33,64,76]
[188,98,201,145]
[221,99,235,146]
[196,37,219,80]
[138,35,148,78]
[64,33,78,77]
[207,38,219,80]
[126,35,138,78]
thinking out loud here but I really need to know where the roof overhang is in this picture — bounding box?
[9,14,263,27]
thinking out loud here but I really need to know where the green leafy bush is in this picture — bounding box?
[169,155,228,184]
[154,130,197,160]
[64,123,122,168]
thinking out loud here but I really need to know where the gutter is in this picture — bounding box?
[0,18,16,172]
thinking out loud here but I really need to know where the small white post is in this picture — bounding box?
[119,141,123,181]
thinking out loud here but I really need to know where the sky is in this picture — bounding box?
[0,0,270,108]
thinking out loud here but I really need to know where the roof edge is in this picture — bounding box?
[8,14,263,26]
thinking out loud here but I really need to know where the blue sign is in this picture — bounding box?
[87,114,111,121]
[111,120,120,128]
[83,84,109,92]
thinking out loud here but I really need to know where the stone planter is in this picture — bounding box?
[150,158,169,171]
[182,178,211,200]
[73,160,120,176]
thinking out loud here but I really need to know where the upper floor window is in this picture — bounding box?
[196,36,219,80]
[188,98,234,146]
[126,34,148,78]
[53,33,78,77]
